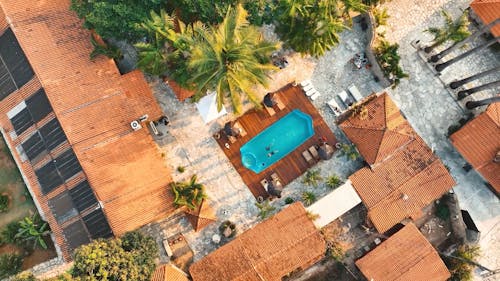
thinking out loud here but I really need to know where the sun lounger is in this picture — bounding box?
[302,150,315,165]
[308,146,320,159]
[338,90,353,107]
[233,121,247,137]
[305,88,317,97]
[274,95,286,110]
[300,80,311,87]
[302,84,314,92]
[264,104,276,116]
[327,98,342,116]
[228,135,237,144]
[348,85,363,101]
[271,173,280,182]
[310,91,321,101]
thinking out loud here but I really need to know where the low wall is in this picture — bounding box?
[364,12,392,88]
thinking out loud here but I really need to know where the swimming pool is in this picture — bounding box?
[240,109,314,174]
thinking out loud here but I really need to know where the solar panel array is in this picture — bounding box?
[34,148,82,194]
[35,160,63,194]
[10,89,53,135]
[62,220,90,251]
[83,208,113,239]
[69,181,98,212]
[48,191,78,224]
[21,119,66,162]
[0,28,34,100]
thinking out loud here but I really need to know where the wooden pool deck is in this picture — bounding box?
[215,84,337,199]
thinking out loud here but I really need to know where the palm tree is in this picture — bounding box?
[424,10,470,54]
[255,200,276,219]
[171,175,207,210]
[188,4,279,114]
[15,214,50,250]
[326,175,343,189]
[339,0,368,23]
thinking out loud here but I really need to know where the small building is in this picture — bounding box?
[470,0,500,37]
[189,202,326,281]
[339,93,456,233]
[356,223,450,281]
[450,102,500,195]
[0,0,175,260]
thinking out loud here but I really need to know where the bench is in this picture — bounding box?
[327,98,342,116]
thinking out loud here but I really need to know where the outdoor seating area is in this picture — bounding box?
[260,172,284,199]
[262,92,287,116]
[214,85,336,199]
[327,85,365,116]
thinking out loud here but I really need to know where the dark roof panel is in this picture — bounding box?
[26,89,52,123]
[35,160,63,194]
[21,132,46,161]
[62,220,90,251]
[0,59,17,100]
[83,208,113,239]
[0,28,34,99]
[55,149,82,181]
[48,191,78,224]
[10,107,33,135]
[39,118,66,150]
[69,181,98,213]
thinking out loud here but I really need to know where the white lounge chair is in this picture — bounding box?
[302,84,314,92]
[327,98,342,116]
[348,85,363,101]
[338,90,353,107]
[300,80,311,87]
[305,88,317,97]
[310,91,321,101]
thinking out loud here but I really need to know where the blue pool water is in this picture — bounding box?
[240,109,314,174]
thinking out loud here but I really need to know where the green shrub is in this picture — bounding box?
[326,175,343,189]
[177,166,185,173]
[284,197,294,205]
[0,253,23,279]
[302,169,322,187]
[0,194,9,212]
[1,221,21,244]
[301,191,316,206]
[12,272,37,281]
[255,200,276,219]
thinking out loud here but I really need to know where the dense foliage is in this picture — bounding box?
[15,214,50,250]
[171,175,207,210]
[374,39,408,87]
[0,253,23,279]
[424,10,470,53]
[72,231,158,281]
[445,245,481,281]
[188,4,279,113]
[70,0,164,41]
[0,193,9,212]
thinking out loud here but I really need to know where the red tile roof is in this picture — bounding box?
[151,264,189,281]
[450,101,500,193]
[342,93,455,233]
[185,199,216,232]
[163,77,196,102]
[356,223,450,281]
[0,0,175,260]
[339,93,415,165]
[189,203,326,281]
[470,0,500,37]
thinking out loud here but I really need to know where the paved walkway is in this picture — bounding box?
[143,1,499,276]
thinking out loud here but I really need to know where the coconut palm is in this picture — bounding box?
[255,200,276,219]
[339,0,368,22]
[424,10,470,54]
[275,0,347,58]
[171,175,207,210]
[188,4,279,114]
[301,191,317,206]
[302,169,322,187]
[326,175,343,189]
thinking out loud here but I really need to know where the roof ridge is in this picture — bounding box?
[374,129,415,164]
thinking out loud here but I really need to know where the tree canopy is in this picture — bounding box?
[71,231,158,281]
[70,0,164,41]
[188,4,279,113]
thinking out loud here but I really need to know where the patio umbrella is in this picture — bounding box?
[268,179,283,198]
[224,121,236,136]
[263,92,277,107]
[318,143,334,160]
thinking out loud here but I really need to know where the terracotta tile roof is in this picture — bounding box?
[450,102,500,193]
[356,223,450,281]
[339,93,415,165]
[163,77,196,102]
[470,0,500,37]
[0,0,174,259]
[189,203,326,281]
[344,93,455,233]
[151,264,189,281]
[185,199,217,232]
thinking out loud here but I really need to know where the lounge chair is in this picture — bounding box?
[233,121,247,137]
[302,150,315,165]
[308,146,320,159]
[228,135,237,144]
[275,95,286,110]
[302,84,314,92]
[348,85,363,101]
[305,88,317,97]
[327,97,342,116]
[338,90,353,107]
[300,80,311,87]
[264,104,276,116]
[310,91,321,101]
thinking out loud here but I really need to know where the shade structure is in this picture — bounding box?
[224,121,237,136]
[196,92,227,124]
[268,179,283,198]
[185,199,217,232]
[318,143,334,160]
[263,92,277,107]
